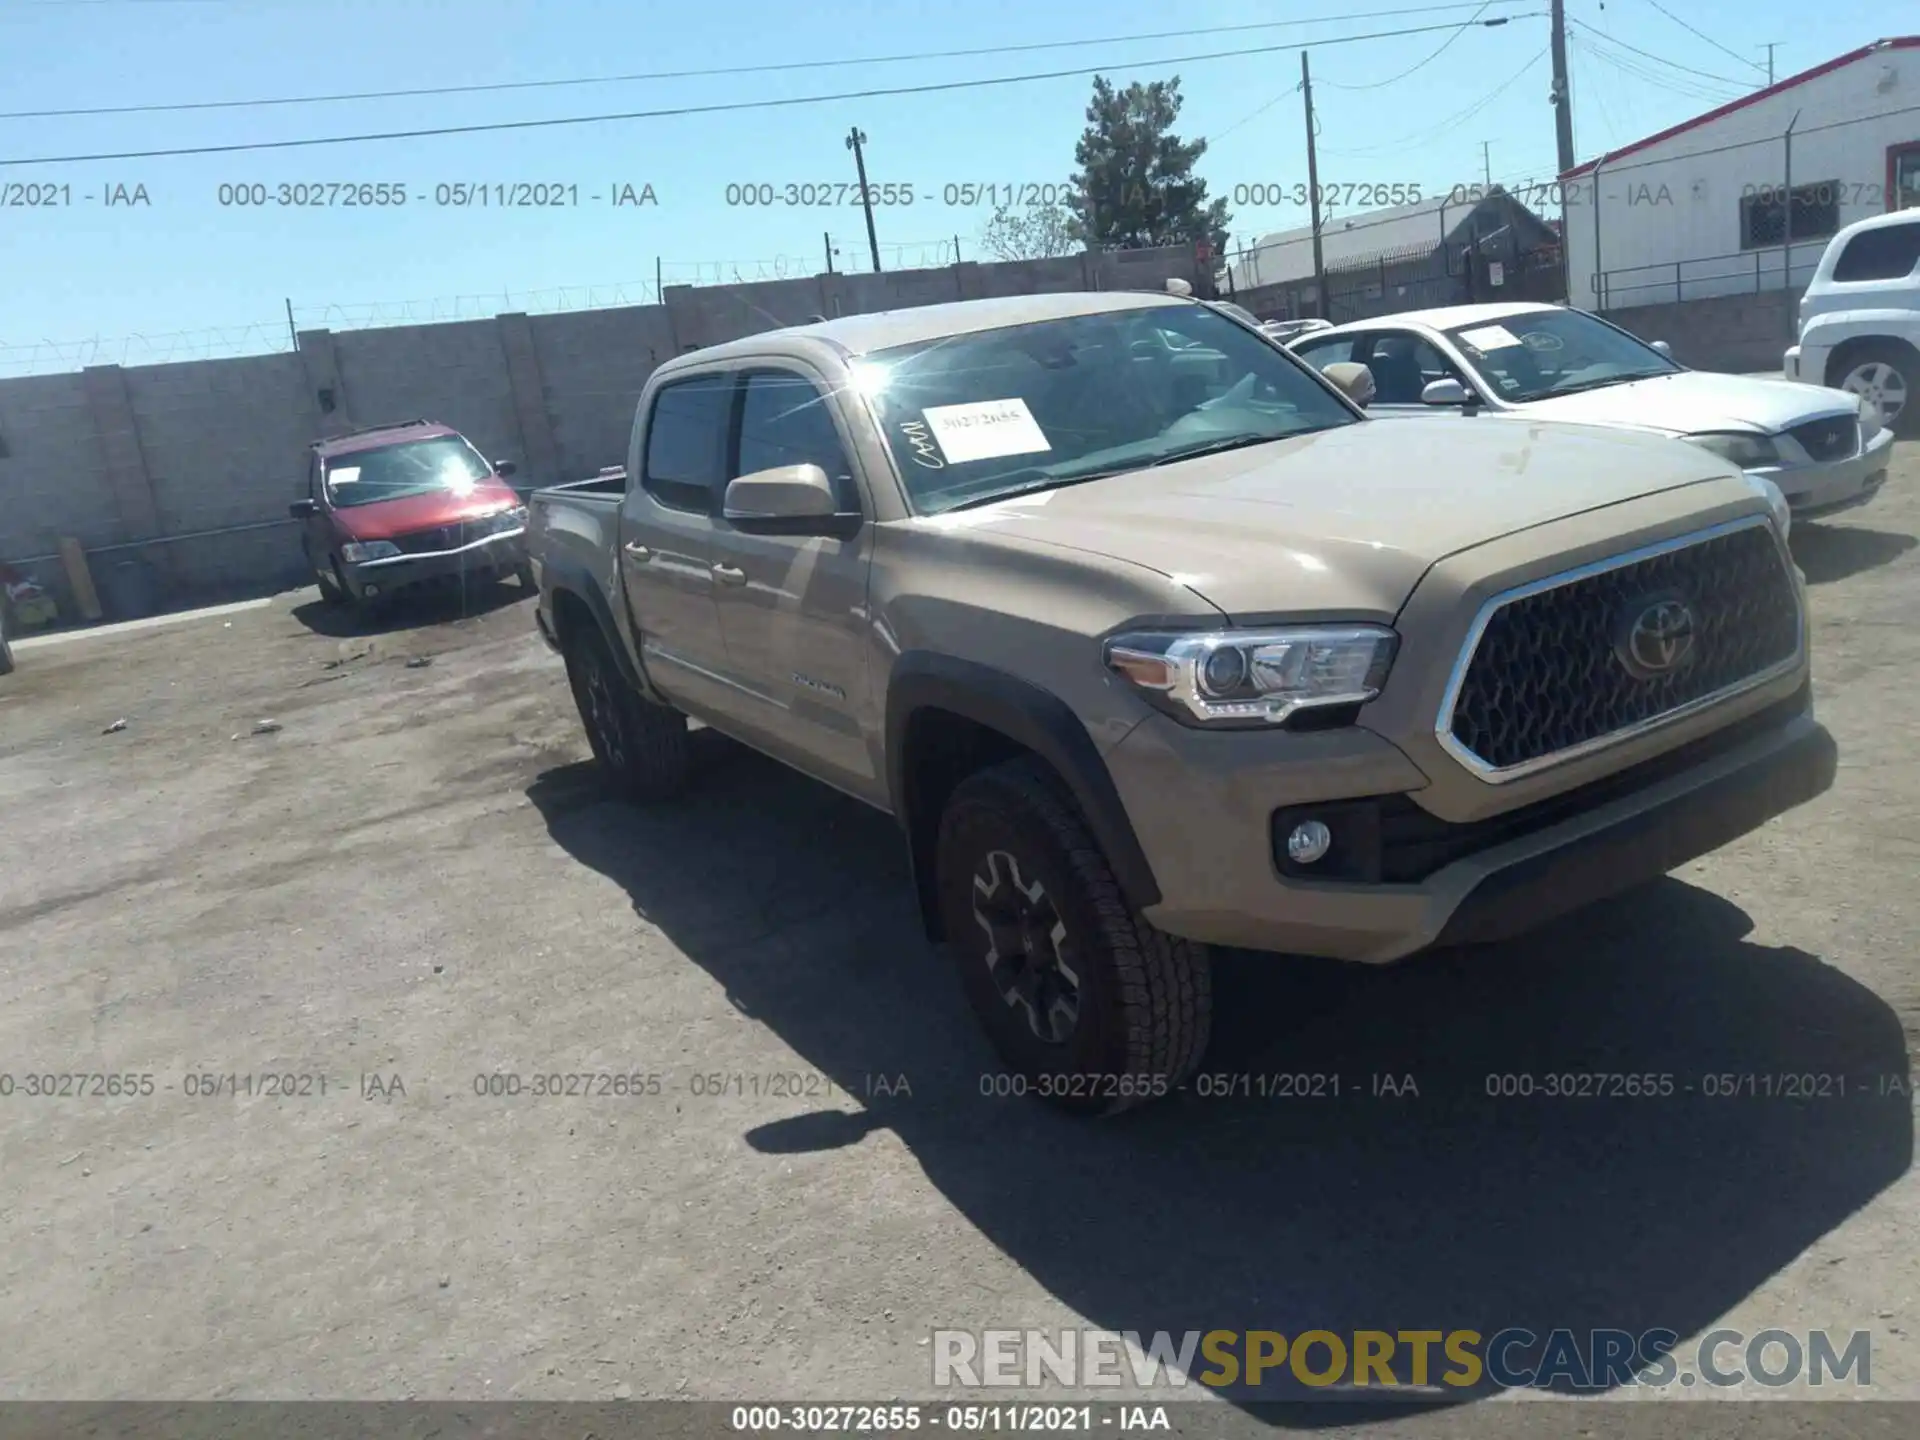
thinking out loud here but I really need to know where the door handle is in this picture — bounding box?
[623,542,652,561]
[711,563,747,587]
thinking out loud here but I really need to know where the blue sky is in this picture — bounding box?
[0,0,1897,372]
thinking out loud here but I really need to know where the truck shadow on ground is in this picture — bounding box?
[1790,523,1916,585]
[528,745,1911,1423]
[289,578,533,638]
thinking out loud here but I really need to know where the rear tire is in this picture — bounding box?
[935,756,1211,1115]
[564,624,691,801]
[1829,340,1917,436]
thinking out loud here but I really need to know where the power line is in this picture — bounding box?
[1318,44,1547,156]
[1571,31,1745,106]
[1567,17,1752,89]
[0,2,1533,120]
[0,18,1543,166]
[1642,0,1769,75]
[1323,0,1499,90]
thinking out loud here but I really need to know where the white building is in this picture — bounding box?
[1561,35,1919,312]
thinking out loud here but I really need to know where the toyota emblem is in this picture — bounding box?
[1614,594,1696,680]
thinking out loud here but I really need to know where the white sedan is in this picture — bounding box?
[1290,302,1894,522]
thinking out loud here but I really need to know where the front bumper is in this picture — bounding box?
[1761,426,1894,515]
[340,528,527,598]
[1110,693,1834,963]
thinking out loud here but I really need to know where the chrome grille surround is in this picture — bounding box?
[1434,516,1805,784]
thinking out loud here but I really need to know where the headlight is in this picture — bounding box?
[340,540,402,563]
[1859,400,1884,446]
[1105,625,1398,727]
[1742,473,1791,540]
[1685,431,1780,469]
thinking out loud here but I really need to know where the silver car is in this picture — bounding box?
[1291,302,1895,521]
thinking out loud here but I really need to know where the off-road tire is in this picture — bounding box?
[935,756,1211,1116]
[1828,339,1917,437]
[0,628,13,677]
[564,623,691,801]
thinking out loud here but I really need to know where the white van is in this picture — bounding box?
[1786,208,1920,435]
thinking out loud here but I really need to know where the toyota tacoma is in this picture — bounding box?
[528,290,1836,1114]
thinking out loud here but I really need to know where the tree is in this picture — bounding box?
[1068,75,1229,254]
[979,200,1080,261]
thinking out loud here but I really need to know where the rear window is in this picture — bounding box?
[1832,221,1920,282]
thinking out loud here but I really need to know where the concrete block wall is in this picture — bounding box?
[1601,289,1801,375]
[0,245,1203,619]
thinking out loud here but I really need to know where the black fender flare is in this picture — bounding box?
[541,559,653,700]
[885,651,1162,935]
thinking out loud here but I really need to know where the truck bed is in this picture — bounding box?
[528,469,627,600]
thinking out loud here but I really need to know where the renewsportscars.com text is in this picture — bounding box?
[932,1327,1872,1394]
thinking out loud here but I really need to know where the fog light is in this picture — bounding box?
[363,584,380,597]
[1286,820,1333,865]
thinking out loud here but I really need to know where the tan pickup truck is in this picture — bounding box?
[528,290,1836,1114]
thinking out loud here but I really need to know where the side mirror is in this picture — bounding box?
[495,460,519,477]
[1322,361,1375,408]
[288,499,317,519]
[1650,340,1673,357]
[1421,377,1472,406]
[722,463,858,537]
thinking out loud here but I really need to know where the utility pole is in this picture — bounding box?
[845,127,882,273]
[1482,141,1493,188]
[284,298,298,351]
[1549,0,1576,176]
[1763,43,1778,85]
[1301,50,1326,314]
[823,232,835,274]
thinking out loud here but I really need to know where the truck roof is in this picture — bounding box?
[674,290,1193,368]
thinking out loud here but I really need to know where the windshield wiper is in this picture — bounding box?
[938,473,1112,513]
[1146,433,1290,467]
[1539,373,1662,398]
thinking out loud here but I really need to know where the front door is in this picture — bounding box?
[704,366,878,795]
[618,372,735,715]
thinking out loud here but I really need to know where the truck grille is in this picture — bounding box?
[1442,520,1801,776]
[1788,414,1857,463]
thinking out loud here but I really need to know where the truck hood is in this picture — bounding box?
[1518,369,1857,435]
[919,416,1730,621]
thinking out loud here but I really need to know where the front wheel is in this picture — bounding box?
[564,625,691,801]
[936,757,1211,1115]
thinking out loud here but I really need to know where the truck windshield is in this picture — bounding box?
[1444,308,1681,403]
[852,305,1359,514]
[324,437,494,508]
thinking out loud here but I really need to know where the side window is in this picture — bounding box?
[1361,334,1455,404]
[642,374,734,514]
[1832,222,1920,282]
[734,371,859,510]
[1293,337,1356,370]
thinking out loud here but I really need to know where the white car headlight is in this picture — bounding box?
[341,540,402,563]
[1685,431,1781,469]
[1743,473,1791,540]
[1105,626,1398,727]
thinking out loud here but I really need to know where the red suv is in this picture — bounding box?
[291,419,532,612]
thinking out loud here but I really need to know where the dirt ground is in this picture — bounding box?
[1,450,1917,1430]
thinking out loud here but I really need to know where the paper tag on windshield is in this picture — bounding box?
[920,399,1052,464]
[1457,324,1522,352]
[328,466,363,486]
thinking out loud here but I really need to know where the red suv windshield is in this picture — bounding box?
[325,437,493,508]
